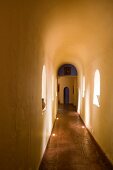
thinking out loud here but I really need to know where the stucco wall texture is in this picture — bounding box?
[0,0,113,169]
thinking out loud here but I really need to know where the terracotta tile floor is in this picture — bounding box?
[39,105,113,170]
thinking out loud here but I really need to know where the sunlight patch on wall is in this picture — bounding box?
[52,76,54,101]
[46,81,53,136]
[93,69,100,107]
[48,109,52,135]
[56,79,58,97]
[77,88,81,113]
[41,117,47,158]
[56,91,57,97]
[41,111,52,159]
[82,76,85,98]
[41,72,53,157]
[85,86,90,128]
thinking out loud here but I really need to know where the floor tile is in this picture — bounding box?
[39,104,113,170]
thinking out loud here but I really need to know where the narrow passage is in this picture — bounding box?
[39,105,113,170]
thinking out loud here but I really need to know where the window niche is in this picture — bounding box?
[42,65,46,111]
[93,69,100,107]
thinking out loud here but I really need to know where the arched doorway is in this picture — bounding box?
[64,87,69,104]
[57,64,78,110]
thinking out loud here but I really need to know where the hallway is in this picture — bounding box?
[1,1,113,169]
[39,105,113,170]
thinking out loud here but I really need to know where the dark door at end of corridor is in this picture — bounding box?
[64,87,69,104]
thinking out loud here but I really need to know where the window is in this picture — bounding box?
[93,70,100,107]
[42,65,46,110]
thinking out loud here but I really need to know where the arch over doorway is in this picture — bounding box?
[58,64,77,76]
[64,87,69,104]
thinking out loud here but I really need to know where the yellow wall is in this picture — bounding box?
[0,1,57,169]
[44,0,113,165]
[81,57,113,163]
[0,0,113,169]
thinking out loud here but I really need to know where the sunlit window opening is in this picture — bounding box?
[82,76,85,97]
[93,69,100,107]
[42,65,46,110]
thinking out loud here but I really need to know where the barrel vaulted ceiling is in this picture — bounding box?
[40,0,113,71]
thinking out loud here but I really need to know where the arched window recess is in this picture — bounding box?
[93,69,100,107]
[42,65,46,111]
